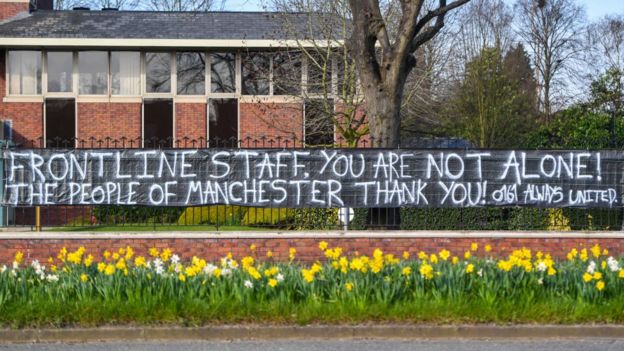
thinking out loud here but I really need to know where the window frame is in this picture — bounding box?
[6,50,43,97]
[208,51,239,98]
[143,51,174,97]
[44,50,76,97]
[77,50,110,96]
[110,50,142,97]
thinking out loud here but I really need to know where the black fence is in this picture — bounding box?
[3,136,623,231]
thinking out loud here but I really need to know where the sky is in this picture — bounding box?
[224,0,624,20]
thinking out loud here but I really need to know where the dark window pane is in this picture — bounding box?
[177,52,205,95]
[144,99,173,148]
[146,52,171,93]
[307,51,332,94]
[305,99,334,146]
[47,52,72,93]
[273,51,302,95]
[210,53,236,93]
[242,52,270,95]
[79,51,108,95]
[209,99,238,146]
[45,98,75,147]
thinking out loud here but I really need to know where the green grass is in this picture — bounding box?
[47,225,267,232]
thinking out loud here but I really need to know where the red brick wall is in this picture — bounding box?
[77,103,141,147]
[240,102,303,147]
[2,236,624,264]
[0,49,44,147]
[0,2,28,22]
[4,103,43,147]
[175,103,206,148]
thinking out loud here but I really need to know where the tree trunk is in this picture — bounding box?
[361,86,402,229]
[365,89,402,148]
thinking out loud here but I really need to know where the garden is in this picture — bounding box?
[2,242,624,327]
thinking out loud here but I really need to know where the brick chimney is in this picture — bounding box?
[0,0,53,22]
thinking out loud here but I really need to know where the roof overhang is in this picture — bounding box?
[0,38,344,49]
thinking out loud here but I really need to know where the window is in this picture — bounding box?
[306,51,332,95]
[47,52,73,93]
[242,52,270,95]
[79,51,108,94]
[146,52,171,93]
[45,99,75,147]
[176,52,205,95]
[305,99,334,146]
[209,99,238,146]
[273,51,302,96]
[210,53,236,93]
[143,99,173,148]
[111,52,140,95]
[8,51,41,95]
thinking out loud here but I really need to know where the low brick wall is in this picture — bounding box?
[2,232,624,264]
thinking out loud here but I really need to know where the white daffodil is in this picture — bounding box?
[276,273,284,282]
[0,265,6,273]
[221,268,232,277]
[587,261,596,274]
[46,274,59,282]
[244,280,253,289]
[203,264,217,275]
[607,257,620,272]
[537,262,547,272]
[171,254,180,265]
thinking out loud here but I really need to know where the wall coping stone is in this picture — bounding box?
[2,230,624,240]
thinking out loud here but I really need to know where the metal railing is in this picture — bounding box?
[3,136,623,231]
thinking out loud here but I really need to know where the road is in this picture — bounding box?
[2,339,624,351]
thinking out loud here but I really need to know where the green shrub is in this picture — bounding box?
[400,208,509,230]
[242,208,294,227]
[93,206,184,224]
[177,206,247,226]
[292,208,340,230]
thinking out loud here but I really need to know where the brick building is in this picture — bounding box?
[0,1,343,150]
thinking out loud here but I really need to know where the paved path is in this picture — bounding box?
[2,339,624,351]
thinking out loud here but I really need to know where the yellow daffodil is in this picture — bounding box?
[485,244,492,253]
[344,282,353,292]
[289,248,296,260]
[104,264,115,276]
[319,241,328,250]
[402,267,412,276]
[14,251,24,264]
[268,279,278,288]
[80,274,88,282]
[250,244,257,252]
[471,243,478,251]
[583,272,593,282]
[464,251,471,259]
[419,263,434,280]
[439,250,450,261]
[402,251,410,260]
[466,264,474,274]
[178,274,186,282]
[596,280,605,291]
[149,248,159,257]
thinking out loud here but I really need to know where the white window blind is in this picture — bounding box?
[112,52,140,95]
[8,51,41,95]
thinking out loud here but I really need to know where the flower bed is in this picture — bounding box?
[1,242,624,327]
